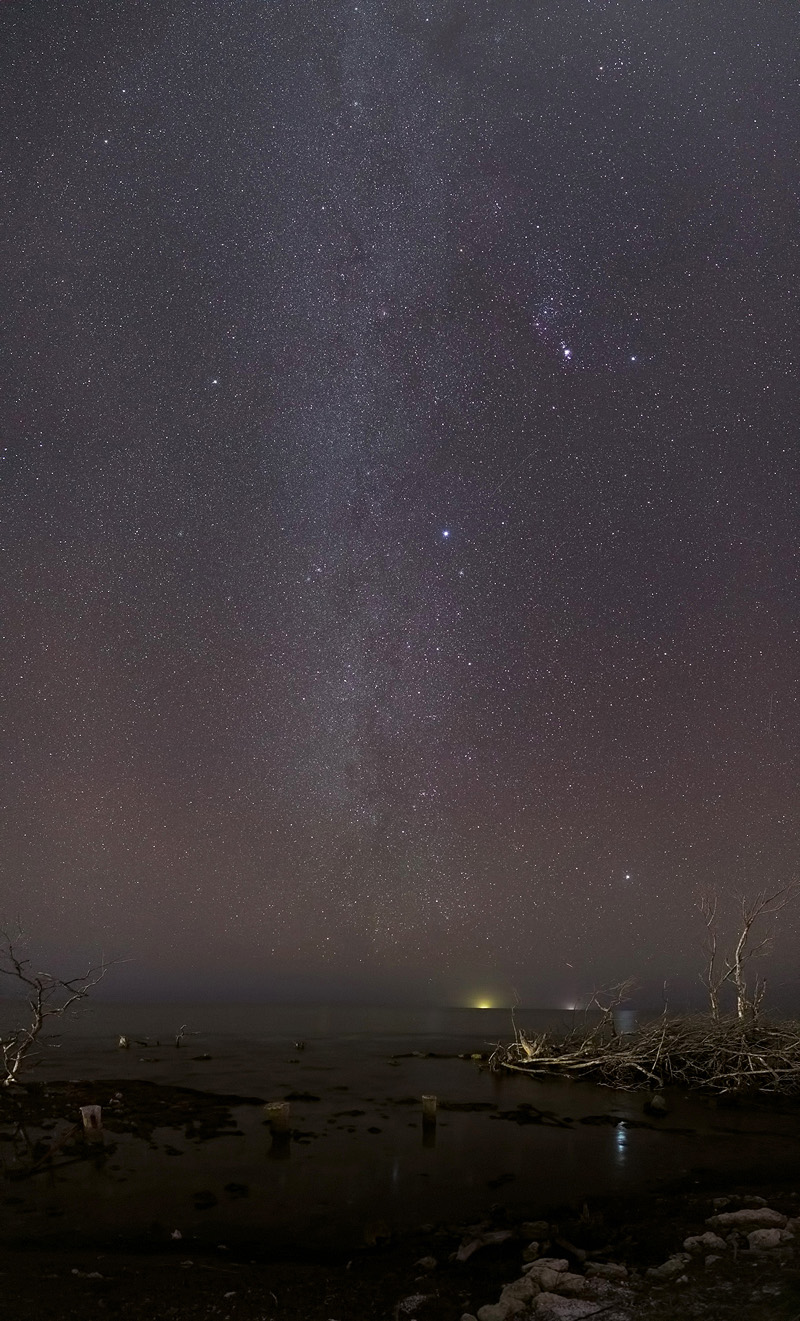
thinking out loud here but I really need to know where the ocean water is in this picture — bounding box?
[2,1001,799,1255]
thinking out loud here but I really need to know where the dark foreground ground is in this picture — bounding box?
[3,1080,800,1319]
[5,1177,800,1319]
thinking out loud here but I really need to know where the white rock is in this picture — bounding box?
[683,1232,726,1253]
[553,1273,587,1297]
[534,1270,565,1292]
[584,1263,628,1280]
[748,1227,794,1251]
[645,1253,691,1281]
[477,1302,524,1321]
[533,1294,603,1320]
[500,1276,539,1303]
[707,1208,786,1231]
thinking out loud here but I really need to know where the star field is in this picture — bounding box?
[2,0,799,1004]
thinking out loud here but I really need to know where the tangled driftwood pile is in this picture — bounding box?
[490,1014,800,1095]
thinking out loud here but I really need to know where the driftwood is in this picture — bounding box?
[489,1013,800,1095]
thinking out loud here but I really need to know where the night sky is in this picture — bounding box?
[2,0,799,1006]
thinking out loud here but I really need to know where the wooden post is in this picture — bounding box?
[422,1095,437,1147]
[265,1101,291,1134]
[421,1094,437,1124]
[80,1105,103,1138]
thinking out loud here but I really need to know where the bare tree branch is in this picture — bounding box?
[697,883,799,1023]
[0,930,111,1085]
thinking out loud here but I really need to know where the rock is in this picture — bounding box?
[584,1263,628,1280]
[742,1195,767,1206]
[396,1295,432,1317]
[707,1208,787,1232]
[460,1315,478,1321]
[683,1232,726,1253]
[530,1269,564,1292]
[500,1276,539,1303]
[704,1254,723,1267]
[524,1260,570,1293]
[533,1295,603,1319]
[644,1093,667,1115]
[748,1227,794,1251]
[457,1229,514,1261]
[645,1253,691,1281]
[786,1215,800,1235]
[522,1220,551,1240]
[522,1242,541,1262]
[414,1256,437,1271]
[712,1197,731,1209]
[553,1273,587,1296]
[477,1302,524,1321]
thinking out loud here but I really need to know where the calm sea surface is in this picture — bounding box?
[2,1001,799,1254]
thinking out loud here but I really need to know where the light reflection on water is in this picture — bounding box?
[614,1122,629,1167]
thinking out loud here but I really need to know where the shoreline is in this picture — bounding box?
[4,1073,800,1315]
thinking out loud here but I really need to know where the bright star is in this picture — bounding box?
[442,529,450,539]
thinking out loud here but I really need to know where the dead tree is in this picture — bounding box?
[586,978,638,1036]
[0,931,109,1085]
[699,884,798,1023]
